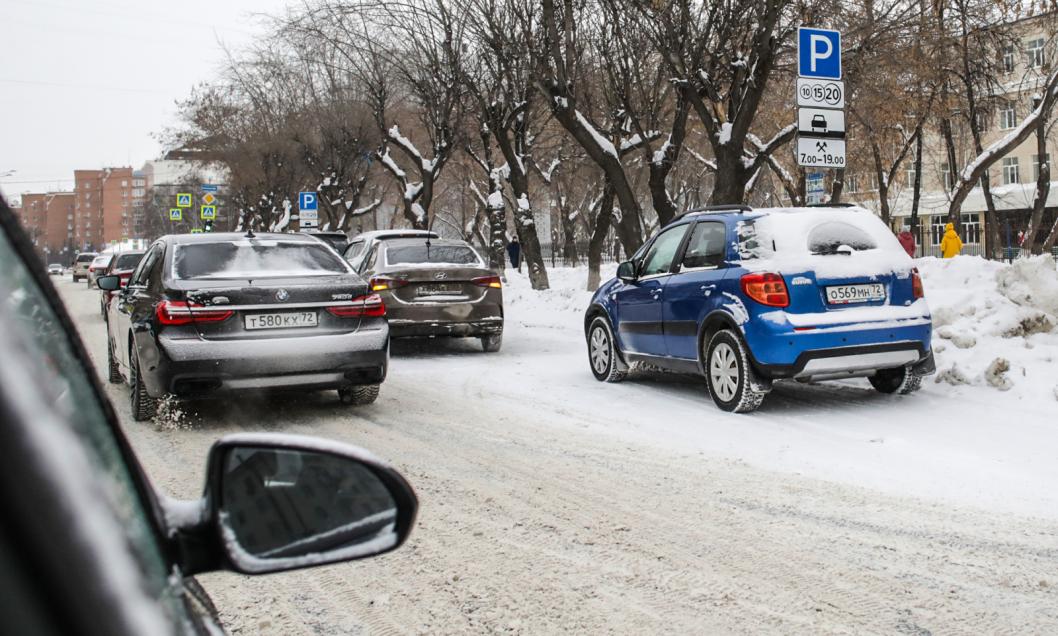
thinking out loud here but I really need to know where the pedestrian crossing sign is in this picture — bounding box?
[201,205,216,219]
[176,193,192,208]
[169,208,182,221]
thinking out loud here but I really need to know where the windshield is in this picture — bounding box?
[173,241,350,279]
[385,244,482,266]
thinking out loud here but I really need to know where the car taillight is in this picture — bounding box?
[911,267,924,299]
[156,300,233,325]
[472,275,502,288]
[369,277,408,292]
[327,293,386,318]
[740,272,790,307]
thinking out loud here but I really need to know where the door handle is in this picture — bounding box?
[701,284,716,297]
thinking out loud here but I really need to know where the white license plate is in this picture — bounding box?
[825,283,885,305]
[417,283,458,296]
[244,311,318,330]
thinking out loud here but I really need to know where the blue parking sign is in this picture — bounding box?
[798,28,841,80]
[299,191,318,211]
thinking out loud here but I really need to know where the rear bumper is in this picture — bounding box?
[385,298,503,338]
[144,325,389,397]
[753,341,933,381]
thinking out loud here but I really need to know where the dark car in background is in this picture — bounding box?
[1,198,417,636]
[72,251,97,282]
[343,229,440,272]
[305,230,350,255]
[100,232,389,420]
[358,237,503,352]
[99,250,145,318]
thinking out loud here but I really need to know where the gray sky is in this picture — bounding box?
[0,0,292,202]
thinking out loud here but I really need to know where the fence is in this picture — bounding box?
[916,244,1058,260]
[538,240,624,268]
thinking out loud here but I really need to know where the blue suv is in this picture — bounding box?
[584,205,935,412]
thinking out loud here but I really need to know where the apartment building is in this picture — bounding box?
[13,192,75,263]
[847,13,1058,256]
[72,166,146,250]
[73,169,104,250]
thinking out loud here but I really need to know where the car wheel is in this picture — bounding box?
[130,347,157,422]
[480,333,503,353]
[339,384,380,406]
[705,329,768,413]
[106,337,121,384]
[587,316,627,383]
[868,365,922,395]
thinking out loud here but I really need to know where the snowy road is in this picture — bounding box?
[58,271,1058,634]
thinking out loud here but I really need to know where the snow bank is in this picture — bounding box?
[919,254,1058,402]
[503,265,616,330]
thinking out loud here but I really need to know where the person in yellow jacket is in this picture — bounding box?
[939,222,963,258]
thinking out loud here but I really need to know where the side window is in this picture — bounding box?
[361,243,381,273]
[639,225,689,277]
[344,240,366,264]
[130,244,162,287]
[681,222,727,269]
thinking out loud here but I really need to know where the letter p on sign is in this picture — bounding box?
[798,28,841,80]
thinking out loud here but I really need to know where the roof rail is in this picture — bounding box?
[674,204,754,221]
[807,202,856,208]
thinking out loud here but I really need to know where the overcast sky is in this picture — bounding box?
[0,0,292,202]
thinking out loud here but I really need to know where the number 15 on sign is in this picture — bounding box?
[796,137,846,168]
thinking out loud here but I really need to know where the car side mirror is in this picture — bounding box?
[96,275,121,291]
[617,260,637,283]
[169,434,418,576]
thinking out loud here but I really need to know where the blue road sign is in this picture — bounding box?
[798,28,841,80]
[201,184,219,193]
[299,191,318,211]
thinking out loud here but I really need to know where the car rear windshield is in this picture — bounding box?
[114,253,143,269]
[807,222,878,254]
[76,254,96,263]
[173,240,350,279]
[386,245,481,266]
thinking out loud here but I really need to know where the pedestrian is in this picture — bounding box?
[897,229,916,258]
[940,222,963,258]
[507,235,522,272]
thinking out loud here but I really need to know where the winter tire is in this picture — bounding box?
[106,337,121,384]
[339,384,380,406]
[130,347,157,422]
[705,329,768,413]
[868,365,922,395]
[481,334,503,353]
[587,316,627,383]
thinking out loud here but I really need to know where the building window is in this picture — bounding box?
[1033,153,1051,180]
[1003,45,1015,73]
[905,165,917,187]
[975,110,989,132]
[845,174,859,192]
[1002,157,1020,184]
[940,163,953,191]
[999,103,1017,129]
[961,213,981,244]
[1027,37,1045,69]
[121,180,128,187]
[931,217,947,246]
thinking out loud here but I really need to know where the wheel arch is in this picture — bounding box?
[585,305,628,369]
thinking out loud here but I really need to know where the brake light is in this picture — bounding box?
[369,277,408,292]
[911,267,924,299]
[472,275,502,288]
[740,272,789,307]
[326,293,386,318]
[156,300,233,325]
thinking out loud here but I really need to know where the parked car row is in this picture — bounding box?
[87,228,504,421]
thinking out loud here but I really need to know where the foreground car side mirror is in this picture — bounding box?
[617,260,637,283]
[96,275,121,291]
[169,434,418,576]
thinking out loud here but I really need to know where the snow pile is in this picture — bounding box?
[503,265,616,330]
[919,255,1058,401]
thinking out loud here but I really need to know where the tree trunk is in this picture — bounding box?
[495,123,549,290]
[910,125,923,251]
[559,198,579,266]
[709,143,753,205]
[587,183,615,291]
[1025,115,1050,254]
[830,168,845,204]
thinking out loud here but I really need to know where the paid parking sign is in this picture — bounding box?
[798,27,841,79]
[200,205,216,219]
[299,191,318,211]
[176,193,192,208]
[169,208,182,221]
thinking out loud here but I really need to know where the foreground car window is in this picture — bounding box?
[386,245,482,266]
[0,229,178,615]
[174,240,350,279]
[113,253,144,270]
